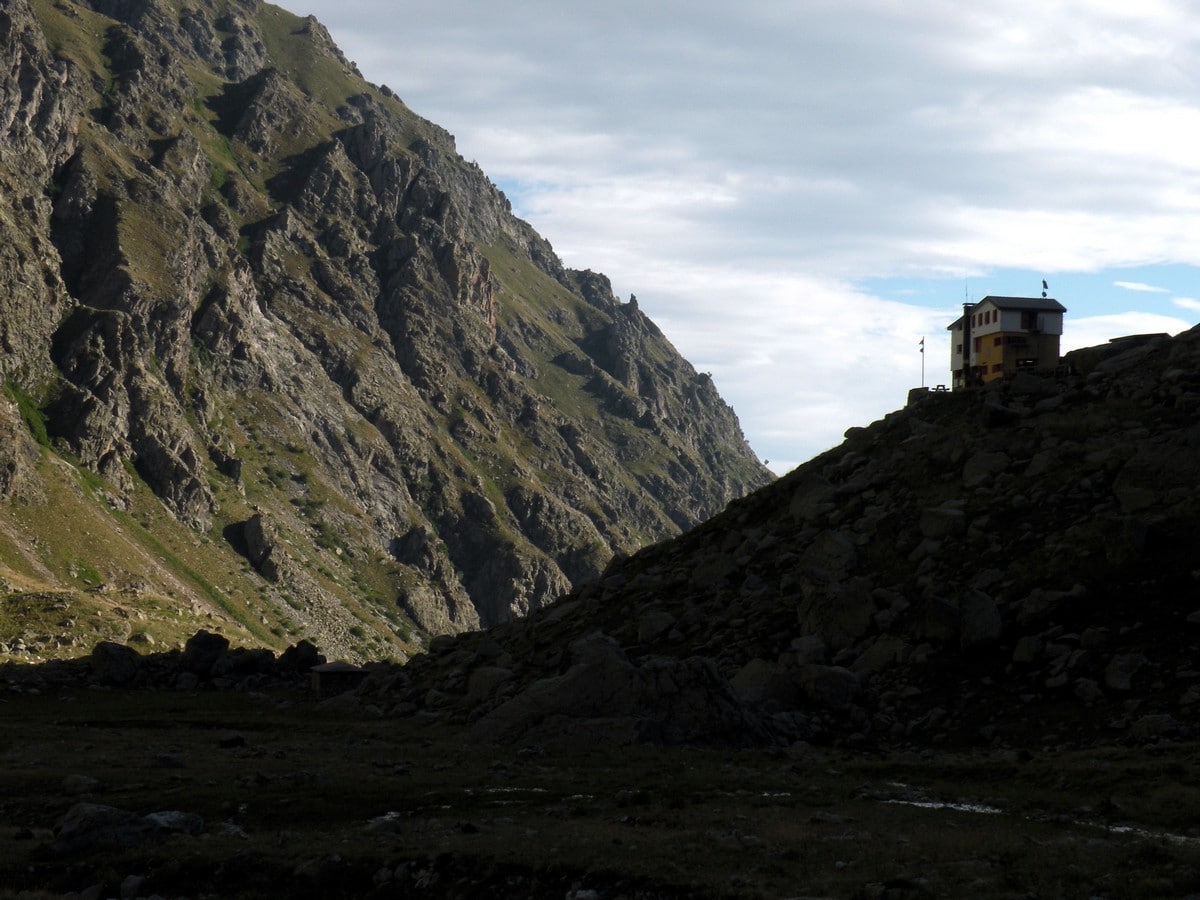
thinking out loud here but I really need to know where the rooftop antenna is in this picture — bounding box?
[1042,278,1048,298]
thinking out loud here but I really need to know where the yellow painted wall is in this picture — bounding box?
[973,332,1061,383]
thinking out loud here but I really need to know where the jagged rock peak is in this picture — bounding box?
[0,0,770,662]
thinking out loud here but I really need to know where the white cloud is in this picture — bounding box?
[1115,281,1172,293]
[627,267,955,472]
[1062,313,1191,354]
[300,0,1200,471]
[1173,297,1200,312]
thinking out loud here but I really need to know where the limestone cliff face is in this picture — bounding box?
[0,0,770,660]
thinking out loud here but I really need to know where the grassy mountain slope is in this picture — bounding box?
[0,0,770,662]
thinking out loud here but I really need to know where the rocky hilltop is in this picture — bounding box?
[386,330,1200,750]
[0,0,769,660]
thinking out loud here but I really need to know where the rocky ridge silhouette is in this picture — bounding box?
[362,331,1200,749]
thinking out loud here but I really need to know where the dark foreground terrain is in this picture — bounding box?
[2,685,1199,899]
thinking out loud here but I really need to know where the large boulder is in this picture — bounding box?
[241,513,282,582]
[52,803,204,855]
[470,632,768,746]
[797,665,859,711]
[279,638,325,673]
[181,630,230,677]
[89,641,142,685]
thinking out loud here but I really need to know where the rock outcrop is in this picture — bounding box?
[0,628,326,695]
[0,0,770,660]
[386,330,1200,749]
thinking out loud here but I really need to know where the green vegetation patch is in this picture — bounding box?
[253,5,358,117]
[27,0,113,103]
[3,381,50,448]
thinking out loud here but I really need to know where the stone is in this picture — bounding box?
[1016,588,1069,626]
[470,632,767,746]
[52,804,153,854]
[242,512,282,579]
[1129,714,1180,742]
[1080,627,1109,652]
[1073,678,1104,705]
[1008,371,1056,396]
[637,609,677,643]
[918,504,967,540]
[89,641,142,685]
[962,450,1010,487]
[466,666,513,704]
[120,875,146,899]
[734,658,802,708]
[790,635,827,665]
[1012,634,1044,665]
[182,630,231,676]
[789,473,836,522]
[279,639,325,673]
[959,591,1002,649]
[981,398,1024,427]
[144,810,204,835]
[850,637,910,676]
[1104,653,1148,691]
[174,671,200,691]
[798,665,859,711]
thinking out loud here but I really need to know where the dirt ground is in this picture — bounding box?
[2,686,1199,899]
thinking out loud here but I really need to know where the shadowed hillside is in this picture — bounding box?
[382,329,1200,750]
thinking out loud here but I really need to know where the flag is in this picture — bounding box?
[919,337,925,354]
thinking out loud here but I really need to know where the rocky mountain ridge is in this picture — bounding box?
[376,330,1200,750]
[0,0,769,661]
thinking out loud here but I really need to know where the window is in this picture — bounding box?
[994,337,1003,347]
[974,337,982,353]
[992,363,1004,372]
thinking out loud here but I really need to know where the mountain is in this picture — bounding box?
[0,0,770,662]
[5,329,1200,900]
[385,331,1200,749]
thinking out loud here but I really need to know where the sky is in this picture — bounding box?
[300,0,1200,473]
